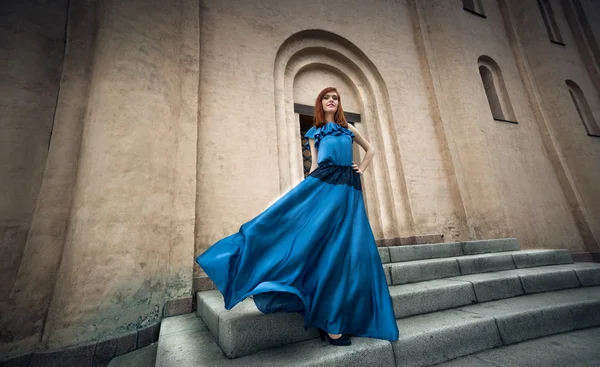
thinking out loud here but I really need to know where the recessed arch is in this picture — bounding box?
[537,0,564,44]
[478,55,517,123]
[273,29,414,239]
[566,79,600,137]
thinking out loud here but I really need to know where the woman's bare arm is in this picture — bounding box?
[347,123,376,173]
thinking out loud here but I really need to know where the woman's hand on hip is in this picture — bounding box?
[352,161,363,175]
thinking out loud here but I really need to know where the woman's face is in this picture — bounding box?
[322,91,339,115]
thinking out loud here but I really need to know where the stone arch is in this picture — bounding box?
[273,30,414,239]
[566,79,600,136]
[537,0,564,43]
[478,55,516,122]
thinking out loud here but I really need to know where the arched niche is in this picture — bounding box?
[273,30,414,239]
[566,79,600,137]
[478,55,517,123]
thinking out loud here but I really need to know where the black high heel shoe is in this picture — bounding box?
[318,328,351,346]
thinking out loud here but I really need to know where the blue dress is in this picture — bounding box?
[196,121,399,341]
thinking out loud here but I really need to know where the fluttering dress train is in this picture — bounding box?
[196,121,399,341]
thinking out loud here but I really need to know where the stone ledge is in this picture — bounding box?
[375,233,444,247]
[156,315,394,367]
[0,323,161,367]
[393,309,502,366]
[164,297,192,317]
[386,249,574,286]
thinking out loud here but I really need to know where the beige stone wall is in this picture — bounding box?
[193,0,462,272]
[39,0,198,350]
[415,0,596,252]
[507,0,600,251]
[1,0,198,358]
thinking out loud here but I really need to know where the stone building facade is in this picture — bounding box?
[1,0,599,361]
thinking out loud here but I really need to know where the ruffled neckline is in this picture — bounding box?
[304,122,354,150]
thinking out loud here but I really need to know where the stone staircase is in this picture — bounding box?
[154,238,600,366]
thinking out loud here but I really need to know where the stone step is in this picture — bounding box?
[158,287,600,366]
[390,262,600,317]
[197,291,318,359]
[196,262,599,358]
[393,286,600,366]
[155,314,394,367]
[384,249,573,285]
[378,238,520,264]
[435,326,600,367]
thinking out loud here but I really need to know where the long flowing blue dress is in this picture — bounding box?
[196,121,399,341]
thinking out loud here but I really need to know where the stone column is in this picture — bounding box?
[38,0,197,349]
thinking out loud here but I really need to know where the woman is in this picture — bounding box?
[196,87,399,347]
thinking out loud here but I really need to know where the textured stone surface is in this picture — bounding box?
[159,314,205,338]
[437,327,600,367]
[31,0,200,353]
[572,263,600,286]
[457,252,516,275]
[518,268,580,293]
[389,279,476,318]
[512,249,573,268]
[376,234,443,247]
[377,247,390,263]
[114,333,137,357]
[389,242,463,262]
[389,258,461,285]
[196,291,226,342]
[136,323,160,349]
[393,310,502,366]
[164,298,193,317]
[458,286,600,344]
[108,343,157,367]
[449,272,525,302]
[193,276,217,293]
[450,264,600,302]
[158,284,600,366]
[93,339,117,367]
[461,238,520,255]
[29,343,96,367]
[156,315,394,367]
[198,291,318,358]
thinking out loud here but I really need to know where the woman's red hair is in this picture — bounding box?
[313,87,348,128]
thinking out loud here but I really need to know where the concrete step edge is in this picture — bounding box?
[385,249,574,286]
[379,237,520,264]
[156,314,395,367]
[195,266,600,359]
[161,287,600,366]
[391,263,600,317]
[392,286,600,366]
